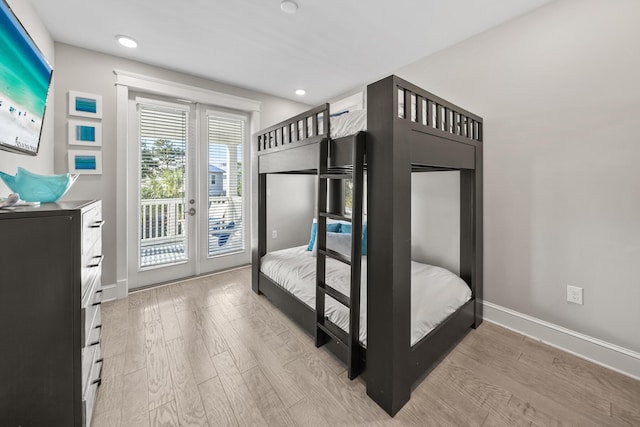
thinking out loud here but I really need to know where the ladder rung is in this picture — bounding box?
[319,212,352,222]
[320,173,351,180]
[318,283,350,308]
[319,248,351,265]
[317,321,349,345]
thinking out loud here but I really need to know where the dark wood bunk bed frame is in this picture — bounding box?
[251,75,483,416]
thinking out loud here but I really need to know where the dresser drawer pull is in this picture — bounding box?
[88,325,102,347]
[90,220,105,228]
[92,290,103,306]
[89,254,104,268]
[91,360,103,386]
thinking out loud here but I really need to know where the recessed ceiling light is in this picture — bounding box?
[280,0,298,14]
[295,89,306,96]
[116,35,138,48]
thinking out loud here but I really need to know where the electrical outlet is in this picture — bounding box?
[272,230,278,239]
[567,285,583,305]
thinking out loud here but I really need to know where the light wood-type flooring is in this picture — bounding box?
[92,267,640,426]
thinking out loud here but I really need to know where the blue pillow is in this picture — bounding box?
[362,223,367,255]
[339,222,351,234]
[307,221,341,251]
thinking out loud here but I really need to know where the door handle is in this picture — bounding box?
[188,208,196,216]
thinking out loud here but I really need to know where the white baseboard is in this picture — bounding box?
[100,283,118,302]
[116,279,128,299]
[483,301,640,381]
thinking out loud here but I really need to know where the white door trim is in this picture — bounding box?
[115,70,261,298]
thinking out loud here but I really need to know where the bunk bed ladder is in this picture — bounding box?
[315,135,365,380]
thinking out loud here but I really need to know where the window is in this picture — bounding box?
[207,113,246,255]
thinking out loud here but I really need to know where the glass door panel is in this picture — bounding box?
[138,105,189,268]
[207,114,245,256]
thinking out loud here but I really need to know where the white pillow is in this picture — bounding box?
[310,231,352,257]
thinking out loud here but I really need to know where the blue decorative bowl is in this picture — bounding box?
[0,167,78,203]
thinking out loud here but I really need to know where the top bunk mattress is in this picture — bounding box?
[330,109,367,139]
[260,246,471,346]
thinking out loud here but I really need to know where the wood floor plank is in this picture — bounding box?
[91,408,121,427]
[102,298,128,321]
[205,305,258,373]
[448,348,605,427]
[230,315,305,408]
[430,356,512,415]
[121,368,150,427]
[254,296,293,335]
[413,365,489,426]
[150,400,180,427]
[182,332,217,385]
[93,353,125,417]
[181,281,208,311]
[266,328,307,366]
[297,352,386,423]
[176,308,227,357]
[165,337,208,427]
[256,303,347,376]
[241,366,297,427]
[198,278,229,309]
[392,392,456,426]
[458,330,615,423]
[211,352,268,426]
[521,337,640,413]
[205,287,245,321]
[482,411,529,427]
[124,306,147,374]
[286,398,332,427]
[145,319,175,411]
[507,395,564,427]
[169,282,191,313]
[198,376,238,427]
[100,300,128,359]
[156,286,182,341]
[283,357,358,425]
[611,402,640,426]
[127,291,146,311]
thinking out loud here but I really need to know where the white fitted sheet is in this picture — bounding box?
[330,110,367,139]
[260,246,471,346]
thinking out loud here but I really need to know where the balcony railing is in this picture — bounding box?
[140,196,243,248]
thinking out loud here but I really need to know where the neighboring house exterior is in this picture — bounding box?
[208,164,225,196]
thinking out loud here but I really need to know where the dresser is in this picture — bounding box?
[0,200,104,426]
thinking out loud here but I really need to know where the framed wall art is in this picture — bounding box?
[68,91,103,119]
[68,149,102,175]
[68,120,102,147]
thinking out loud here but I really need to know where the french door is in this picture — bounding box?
[127,94,250,290]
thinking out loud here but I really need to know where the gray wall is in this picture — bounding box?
[394,0,640,353]
[266,174,316,252]
[0,0,54,192]
[411,172,460,275]
[53,43,311,287]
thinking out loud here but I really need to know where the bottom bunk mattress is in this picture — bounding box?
[260,246,471,346]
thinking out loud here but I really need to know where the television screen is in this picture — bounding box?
[0,0,53,156]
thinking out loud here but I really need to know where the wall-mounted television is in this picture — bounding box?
[0,0,53,156]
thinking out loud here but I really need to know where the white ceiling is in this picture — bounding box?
[30,0,553,104]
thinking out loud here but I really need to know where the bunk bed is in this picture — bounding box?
[251,75,483,416]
